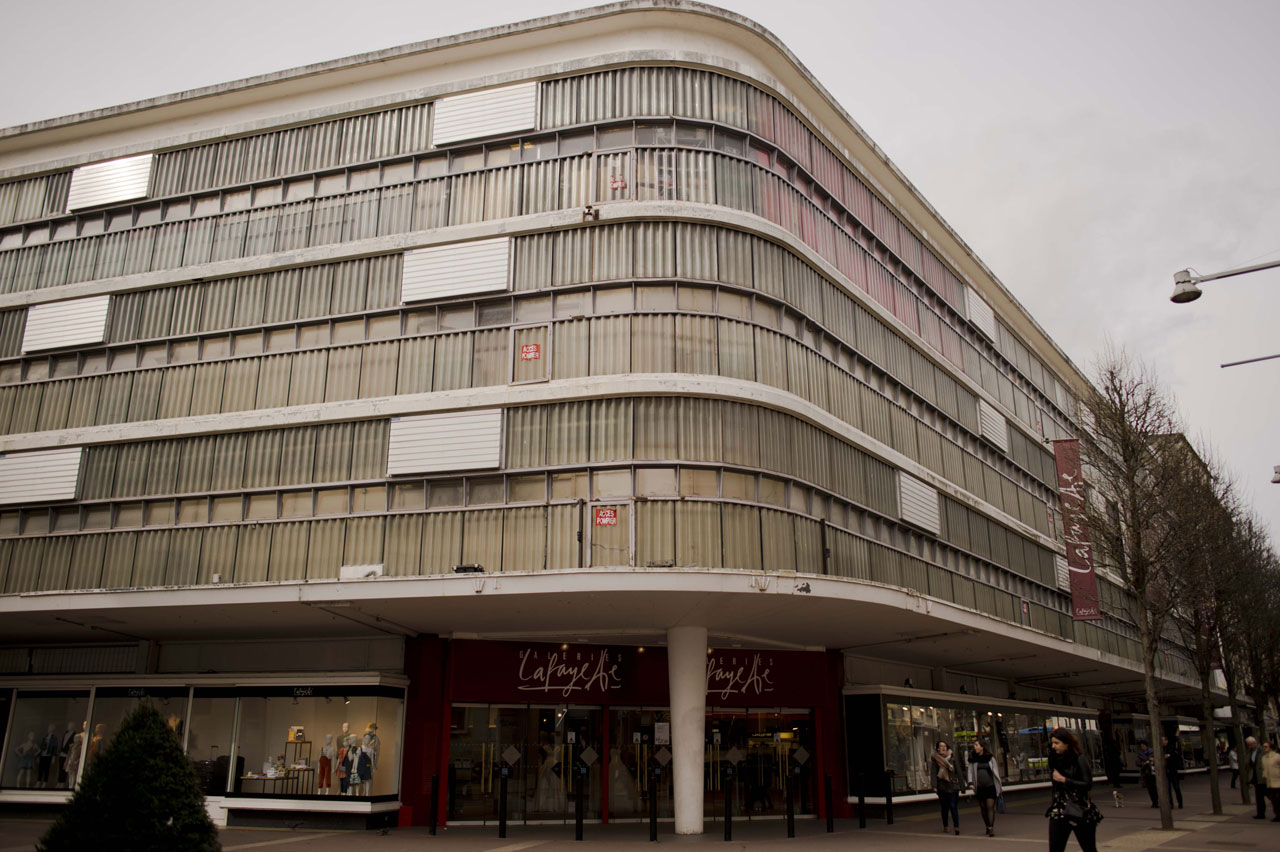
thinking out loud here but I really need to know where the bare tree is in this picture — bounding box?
[1165,443,1237,815]
[1076,348,1195,831]
[1215,510,1271,805]
[1235,517,1280,742]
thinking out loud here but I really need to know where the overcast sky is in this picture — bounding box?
[2,0,1277,541]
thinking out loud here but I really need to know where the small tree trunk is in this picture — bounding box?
[1200,679,1221,814]
[1223,660,1250,806]
[1142,635,1174,830]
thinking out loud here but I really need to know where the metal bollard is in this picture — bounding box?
[884,770,894,825]
[498,769,508,839]
[825,774,834,833]
[428,773,439,836]
[575,765,586,841]
[724,764,734,841]
[857,772,866,829]
[649,766,659,842]
[786,772,796,838]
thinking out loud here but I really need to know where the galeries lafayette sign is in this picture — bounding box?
[449,641,825,705]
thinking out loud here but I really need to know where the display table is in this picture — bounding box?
[239,766,315,796]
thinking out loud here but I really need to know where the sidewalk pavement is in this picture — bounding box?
[1,773,1275,851]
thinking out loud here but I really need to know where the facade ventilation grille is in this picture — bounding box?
[431,82,538,146]
[66,153,153,211]
[387,409,503,475]
[897,472,941,535]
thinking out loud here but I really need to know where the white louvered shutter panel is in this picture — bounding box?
[401,238,510,302]
[431,83,538,146]
[0,447,83,504]
[22,295,111,352]
[965,286,997,341]
[387,409,503,474]
[66,154,153,211]
[1054,554,1071,591]
[977,399,1010,453]
[897,472,940,535]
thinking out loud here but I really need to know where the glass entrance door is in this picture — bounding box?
[706,708,814,819]
[448,704,603,824]
[610,708,673,821]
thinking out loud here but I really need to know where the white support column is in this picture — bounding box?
[667,625,708,835]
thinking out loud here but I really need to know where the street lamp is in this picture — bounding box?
[1170,257,1280,303]
[1171,259,1280,482]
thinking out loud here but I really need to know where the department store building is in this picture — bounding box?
[0,0,1208,833]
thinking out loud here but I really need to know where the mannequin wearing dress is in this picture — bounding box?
[363,723,381,771]
[533,741,567,813]
[608,747,640,815]
[357,734,375,795]
[318,734,336,795]
[62,723,85,788]
[87,723,106,763]
[14,732,38,788]
[57,722,76,787]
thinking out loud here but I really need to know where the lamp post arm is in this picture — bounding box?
[1181,257,1280,285]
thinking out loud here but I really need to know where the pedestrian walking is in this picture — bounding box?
[1261,741,1280,821]
[1245,737,1267,819]
[930,741,964,835]
[967,738,1003,836]
[1229,745,1239,789]
[1160,736,1183,809]
[1136,741,1158,807]
[1046,728,1103,852]
[1103,739,1122,789]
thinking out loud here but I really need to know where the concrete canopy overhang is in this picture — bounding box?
[1,570,1207,703]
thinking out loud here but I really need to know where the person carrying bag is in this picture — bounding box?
[1045,727,1102,852]
[930,741,965,835]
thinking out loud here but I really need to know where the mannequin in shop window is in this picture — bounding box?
[533,735,566,813]
[57,722,76,788]
[87,723,107,763]
[337,734,353,795]
[356,733,375,795]
[364,723,380,772]
[63,723,85,789]
[608,747,640,815]
[318,734,336,795]
[39,724,60,788]
[14,732,38,788]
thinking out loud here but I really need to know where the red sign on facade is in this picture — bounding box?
[594,507,618,526]
[1052,439,1103,621]
[520,343,541,361]
[609,174,627,190]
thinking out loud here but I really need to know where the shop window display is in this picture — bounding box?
[233,689,402,798]
[1,691,89,789]
[88,687,190,757]
[877,695,1101,794]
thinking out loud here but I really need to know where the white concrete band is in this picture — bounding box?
[667,624,709,834]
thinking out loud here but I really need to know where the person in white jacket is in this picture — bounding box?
[967,738,1004,836]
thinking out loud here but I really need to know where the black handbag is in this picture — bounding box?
[1062,797,1085,821]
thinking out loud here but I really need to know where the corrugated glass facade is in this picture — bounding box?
[0,2,1201,826]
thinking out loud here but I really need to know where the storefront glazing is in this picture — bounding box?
[0,682,403,802]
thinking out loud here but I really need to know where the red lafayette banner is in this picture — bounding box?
[1052,439,1102,621]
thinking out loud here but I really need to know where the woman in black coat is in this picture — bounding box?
[1046,728,1102,852]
